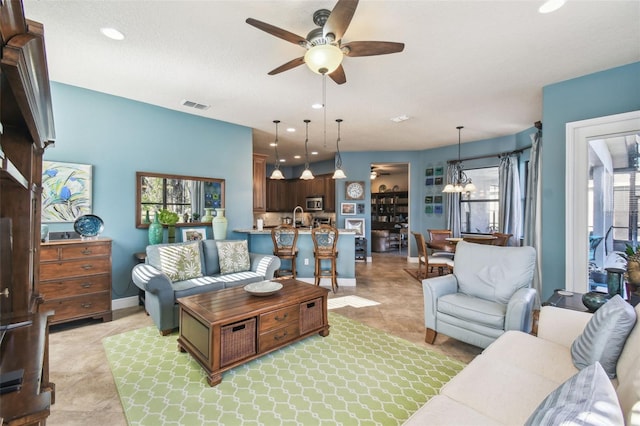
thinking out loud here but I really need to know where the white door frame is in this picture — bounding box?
[565,110,640,293]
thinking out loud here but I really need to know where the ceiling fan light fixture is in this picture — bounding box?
[304,44,343,75]
[538,0,566,14]
[370,171,377,180]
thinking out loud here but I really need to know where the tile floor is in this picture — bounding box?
[46,251,482,425]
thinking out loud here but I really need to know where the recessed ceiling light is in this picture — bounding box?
[100,27,125,40]
[538,0,566,14]
[312,103,324,109]
[391,115,410,123]
[286,128,296,132]
[269,142,277,147]
[311,151,318,155]
[279,159,286,162]
[294,155,301,159]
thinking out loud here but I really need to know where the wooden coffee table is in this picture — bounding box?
[177,279,330,386]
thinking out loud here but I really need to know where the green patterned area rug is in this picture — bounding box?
[103,314,465,425]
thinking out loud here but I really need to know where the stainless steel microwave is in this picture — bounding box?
[305,197,324,211]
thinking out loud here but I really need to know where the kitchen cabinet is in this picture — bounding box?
[253,154,267,212]
[265,174,335,212]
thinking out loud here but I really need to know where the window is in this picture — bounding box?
[460,167,500,234]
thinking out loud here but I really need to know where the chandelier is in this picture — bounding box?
[442,126,476,193]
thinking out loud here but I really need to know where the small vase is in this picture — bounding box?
[212,208,228,240]
[202,207,214,223]
[167,224,176,243]
[143,210,151,224]
[148,212,163,245]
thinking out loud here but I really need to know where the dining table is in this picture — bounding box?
[426,235,498,253]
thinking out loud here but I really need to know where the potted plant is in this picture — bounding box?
[158,209,179,243]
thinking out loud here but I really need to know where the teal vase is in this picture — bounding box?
[148,212,163,245]
[212,208,228,240]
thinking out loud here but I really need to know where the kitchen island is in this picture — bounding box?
[234,228,356,287]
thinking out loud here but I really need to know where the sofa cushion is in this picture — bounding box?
[403,395,502,426]
[201,240,221,276]
[149,242,203,282]
[571,294,637,378]
[524,362,624,426]
[454,241,535,304]
[216,240,251,274]
[438,293,506,329]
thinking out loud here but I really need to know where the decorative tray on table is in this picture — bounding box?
[244,281,283,297]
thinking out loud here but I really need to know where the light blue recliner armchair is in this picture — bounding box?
[423,241,537,349]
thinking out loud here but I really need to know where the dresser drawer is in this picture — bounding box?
[61,242,111,260]
[258,322,299,353]
[259,305,298,333]
[40,246,60,262]
[40,275,111,300]
[41,257,111,280]
[41,292,111,323]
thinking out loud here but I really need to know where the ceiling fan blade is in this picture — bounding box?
[342,41,405,57]
[323,0,359,41]
[328,64,347,85]
[246,18,307,46]
[268,57,305,75]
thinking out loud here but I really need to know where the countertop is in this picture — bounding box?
[234,228,356,235]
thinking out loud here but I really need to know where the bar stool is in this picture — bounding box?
[271,224,298,278]
[312,225,339,293]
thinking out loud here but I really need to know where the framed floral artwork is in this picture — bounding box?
[42,161,93,222]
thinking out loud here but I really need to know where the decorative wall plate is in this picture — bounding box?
[378,184,387,193]
[73,214,104,237]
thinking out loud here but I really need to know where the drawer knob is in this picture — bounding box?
[275,313,288,321]
[274,331,288,341]
[81,282,92,288]
[81,248,93,255]
[81,264,93,270]
[81,303,93,309]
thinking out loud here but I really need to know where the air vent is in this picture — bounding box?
[181,99,210,111]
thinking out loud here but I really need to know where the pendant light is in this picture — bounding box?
[332,119,347,179]
[443,126,476,193]
[300,119,315,180]
[269,120,285,180]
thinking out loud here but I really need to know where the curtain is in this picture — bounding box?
[191,181,204,219]
[498,154,521,246]
[445,163,462,237]
[524,130,542,306]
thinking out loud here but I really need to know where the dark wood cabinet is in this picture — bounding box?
[253,154,267,213]
[1,1,56,423]
[371,191,409,230]
[265,174,336,212]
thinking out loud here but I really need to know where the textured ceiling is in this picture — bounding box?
[22,0,640,166]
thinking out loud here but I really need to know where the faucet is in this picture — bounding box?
[293,206,304,228]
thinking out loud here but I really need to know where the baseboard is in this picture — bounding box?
[408,256,418,264]
[296,277,356,287]
[112,295,139,311]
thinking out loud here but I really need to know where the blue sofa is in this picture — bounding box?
[132,239,280,334]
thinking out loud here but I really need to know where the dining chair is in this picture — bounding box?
[412,232,454,279]
[312,225,339,293]
[271,224,299,278]
[491,232,512,246]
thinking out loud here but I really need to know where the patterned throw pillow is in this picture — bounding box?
[216,240,251,275]
[525,362,624,426]
[571,294,637,378]
[156,242,203,282]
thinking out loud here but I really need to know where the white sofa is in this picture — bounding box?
[404,303,640,425]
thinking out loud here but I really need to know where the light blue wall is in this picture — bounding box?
[45,83,254,300]
[541,61,640,301]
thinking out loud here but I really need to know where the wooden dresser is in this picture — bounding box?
[40,239,113,325]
